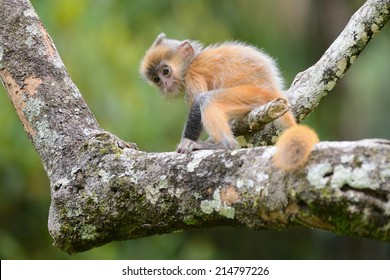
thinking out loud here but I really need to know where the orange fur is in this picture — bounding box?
[184,44,283,104]
[273,125,319,172]
[140,34,319,170]
[201,85,283,142]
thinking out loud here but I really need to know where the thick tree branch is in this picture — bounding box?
[0,0,389,254]
[50,138,390,253]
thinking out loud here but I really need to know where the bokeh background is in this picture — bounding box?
[1,0,389,259]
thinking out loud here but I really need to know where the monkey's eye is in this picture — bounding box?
[162,66,170,76]
[152,76,160,84]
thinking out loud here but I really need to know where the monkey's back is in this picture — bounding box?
[185,42,284,95]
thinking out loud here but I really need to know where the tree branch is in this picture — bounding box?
[0,0,389,254]
[231,97,290,137]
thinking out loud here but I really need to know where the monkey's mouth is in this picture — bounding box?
[162,81,181,96]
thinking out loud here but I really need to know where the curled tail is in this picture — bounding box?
[273,125,319,172]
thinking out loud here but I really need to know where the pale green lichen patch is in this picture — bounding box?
[25,24,40,36]
[98,170,110,183]
[380,169,390,180]
[200,200,218,214]
[23,8,37,18]
[256,172,269,182]
[64,201,82,218]
[361,31,369,43]
[255,173,269,193]
[25,98,43,125]
[200,188,236,219]
[25,24,40,48]
[159,174,183,197]
[341,154,354,164]
[219,207,235,219]
[80,224,98,240]
[236,177,256,189]
[145,184,160,205]
[85,188,98,204]
[159,175,169,189]
[236,163,268,193]
[371,23,379,34]
[36,119,60,155]
[326,80,337,91]
[307,163,333,188]
[177,188,186,199]
[349,55,357,65]
[331,164,379,190]
[187,150,214,172]
[336,58,347,77]
[53,177,70,189]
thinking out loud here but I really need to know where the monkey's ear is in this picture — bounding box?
[152,33,166,47]
[177,41,195,59]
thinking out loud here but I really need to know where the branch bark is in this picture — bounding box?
[231,97,290,137]
[0,0,389,254]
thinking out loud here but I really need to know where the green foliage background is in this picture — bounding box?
[0,0,389,259]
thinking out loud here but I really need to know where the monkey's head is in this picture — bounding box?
[140,33,200,97]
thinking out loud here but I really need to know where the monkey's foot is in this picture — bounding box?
[176,138,239,153]
[176,138,205,153]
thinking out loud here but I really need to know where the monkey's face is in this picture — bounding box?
[140,37,194,97]
[147,63,182,96]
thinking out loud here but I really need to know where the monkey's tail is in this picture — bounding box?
[273,125,319,172]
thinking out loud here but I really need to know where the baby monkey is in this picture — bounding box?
[140,33,318,171]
